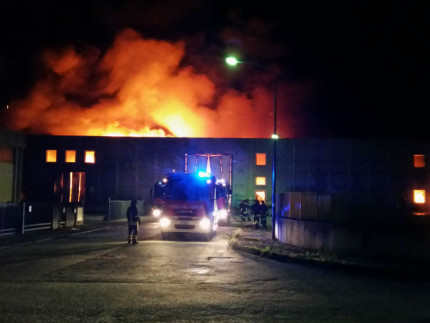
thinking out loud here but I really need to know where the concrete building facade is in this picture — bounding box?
[22,135,430,221]
[23,136,273,214]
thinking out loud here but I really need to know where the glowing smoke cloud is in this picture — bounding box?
[7,29,297,138]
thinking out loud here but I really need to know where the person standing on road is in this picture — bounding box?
[251,199,261,229]
[260,200,268,229]
[126,200,140,244]
[239,199,250,223]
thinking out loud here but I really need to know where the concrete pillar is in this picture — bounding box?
[52,206,60,230]
[65,207,75,227]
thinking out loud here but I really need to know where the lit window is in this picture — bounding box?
[255,190,266,201]
[256,153,266,166]
[256,177,266,186]
[85,151,95,163]
[65,150,76,163]
[414,155,425,168]
[414,190,425,204]
[46,150,57,163]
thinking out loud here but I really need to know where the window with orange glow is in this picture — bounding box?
[255,190,266,201]
[414,155,425,168]
[69,172,85,203]
[256,177,266,186]
[256,153,266,166]
[65,150,76,163]
[85,151,95,163]
[414,190,426,204]
[46,150,57,163]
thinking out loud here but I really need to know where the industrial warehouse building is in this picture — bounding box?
[2,133,430,216]
[19,134,430,218]
[2,130,430,260]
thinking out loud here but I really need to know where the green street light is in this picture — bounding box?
[225,56,240,66]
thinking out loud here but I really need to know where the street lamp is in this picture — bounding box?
[225,55,278,240]
[225,56,240,66]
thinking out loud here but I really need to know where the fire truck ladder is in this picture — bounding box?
[184,153,232,185]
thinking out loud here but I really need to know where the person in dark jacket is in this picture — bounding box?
[250,199,261,229]
[127,200,140,244]
[260,200,268,229]
[239,199,250,222]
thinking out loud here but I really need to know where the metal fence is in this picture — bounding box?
[0,202,53,236]
[107,199,145,221]
[0,204,20,236]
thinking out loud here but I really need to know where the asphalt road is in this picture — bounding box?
[0,218,429,322]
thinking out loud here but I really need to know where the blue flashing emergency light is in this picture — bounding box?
[198,171,210,178]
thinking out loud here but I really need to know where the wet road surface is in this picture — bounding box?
[0,219,429,322]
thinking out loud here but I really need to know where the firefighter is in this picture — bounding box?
[251,199,261,229]
[239,199,250,222]
[126,200,140,244]
[260,200,268,229]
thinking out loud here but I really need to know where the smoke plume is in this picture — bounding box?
[6,29,307,138]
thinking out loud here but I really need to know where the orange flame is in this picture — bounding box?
[6,29,305,138]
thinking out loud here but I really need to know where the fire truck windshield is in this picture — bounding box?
[164,175,213,201]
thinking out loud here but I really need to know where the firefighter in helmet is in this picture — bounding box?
[239,199,250,222]
[260,200,268,229]
[251,199,261,229]
[127,200,141,244]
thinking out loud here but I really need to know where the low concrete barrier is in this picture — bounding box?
[276,216,430,263]
[53,205,85,229]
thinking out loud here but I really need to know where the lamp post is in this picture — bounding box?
[271,77,278,240]
[225,56,278,240]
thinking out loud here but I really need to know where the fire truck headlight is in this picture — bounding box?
[159,217,171,228]
[214,209,228,219]
[199,218,211,230]
[152,208,162,218]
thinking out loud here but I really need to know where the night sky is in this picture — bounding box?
[0,1,427,138]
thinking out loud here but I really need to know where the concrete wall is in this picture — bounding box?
[276,216,430,263]
[275,190,430,262]
[0,162,13,202]
[0,128,25,203]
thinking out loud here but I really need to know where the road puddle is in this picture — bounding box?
[183,266,212,275]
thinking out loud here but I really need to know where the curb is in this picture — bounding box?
[229,228,430,281]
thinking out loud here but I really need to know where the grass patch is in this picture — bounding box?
[261,246,273,257]
[228,229,242,247]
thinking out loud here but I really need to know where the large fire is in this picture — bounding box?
[5,29,305,138]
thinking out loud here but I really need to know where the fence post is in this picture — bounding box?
[21,202,26,235]
[1,205,4,231]
[107,197,111,222]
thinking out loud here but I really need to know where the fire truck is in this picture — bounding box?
[151,172,226,240]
